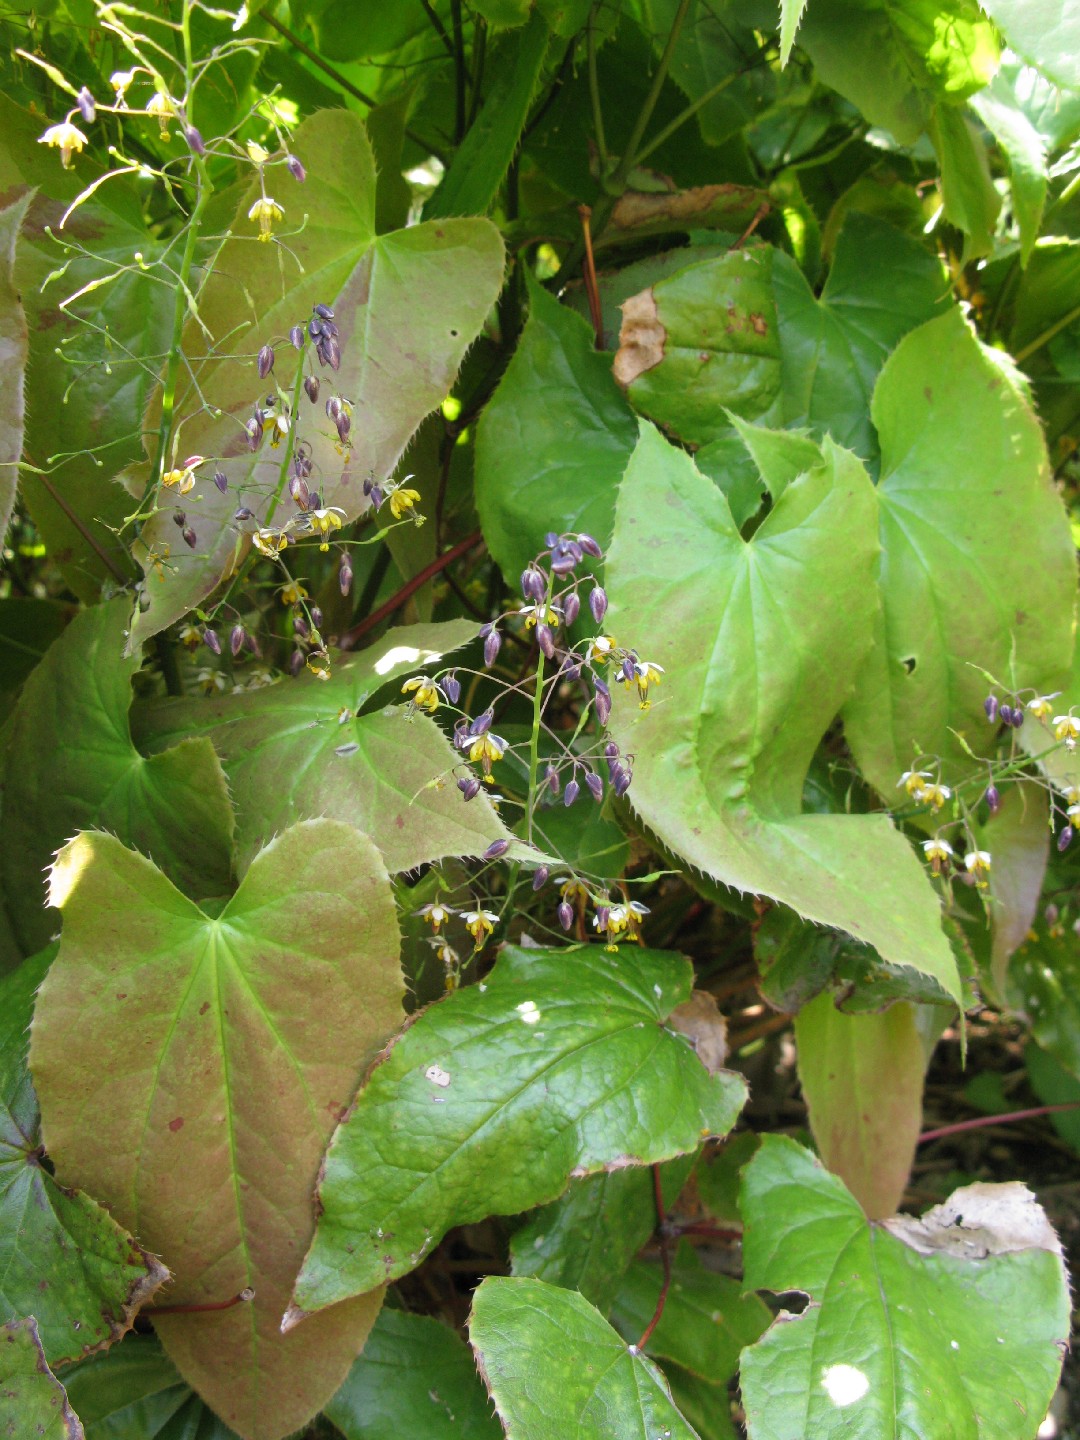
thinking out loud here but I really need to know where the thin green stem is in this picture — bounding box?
[587,3,608,170]
[1013,300,1080,365]
[265,359,308,527]
[634,68,741,165]
[526,576,553,846]
[451,0,467,144]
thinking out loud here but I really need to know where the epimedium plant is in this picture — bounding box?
[1,0,1079,1437]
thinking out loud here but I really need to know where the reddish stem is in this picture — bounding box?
[636,1165,673,1351]
[147,1286,254,1316]
[340,529,484,649]
[578,204,604,348]
[918,1102,1080,1144]
[671,1221,741,1242]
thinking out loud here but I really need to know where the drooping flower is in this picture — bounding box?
[592,898,649,949]
[468,731,507,779]
[401,675,445,713]
[161,455,204,495]
[145,91,175,138]
[897,770,932,799]
[252,527,287,559]
[248,195,284,241]
[519,602,562,629]
[921,782,951,812]
[197,666,227,695]
[306,507,345,551]
[922,836,954,874]
[1053,713,1080,750]
[110,70,137,105]
[622,659,664,710]
[416,902,455,930]
[964,850,992,886]
[38,120,88,168]
[279,579,308,605]
[461,905,499,949]
[246,140,270,165]
[1028,693,1060,721]
[587,634,618,663]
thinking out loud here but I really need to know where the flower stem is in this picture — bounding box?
[526,575,553,847]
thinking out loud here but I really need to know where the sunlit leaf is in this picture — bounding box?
[971,77,1048,266]
[978,0,1080,90]
[740,1136,1070,1440]
[0,1316,84,1440]
[324,1309,501,1440]
[1,599,234,956]
[31,821,404,1440]
[469,1276,700,1439]
[0,947,169,1365]
[289,944,746,1320]
[607,421,960,998]
[1008,920,1080,1081]
[129,109,505,649]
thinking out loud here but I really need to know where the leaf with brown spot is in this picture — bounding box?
[30,821,405,1440]
[0,1316,85,1440]
[605,183,766,242]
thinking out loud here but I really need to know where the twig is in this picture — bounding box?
[578,205,604,348]
[636,1165,673,1351]
[147,1287,254,1316]
[340,529,484,649]
[918,1102,1080,1145]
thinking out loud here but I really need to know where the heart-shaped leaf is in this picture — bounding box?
[469,1276,699,1440]
[0,947,168,1366]
[31,821,404,1440]
[288,944,746,1321]
[128,109,505,649]
[1,599,234,955]
[740,1136,1069,1440]
[606,420,959,999]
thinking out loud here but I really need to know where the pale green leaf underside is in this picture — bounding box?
[469,1276,701,1440]
[290,944,746,1319]
[0,193,30,546]
[1,598,234,956]
[607,421,959,1000]
[740,1136,1069,1440]
[0,1316,84,1440]
[31,822,403,1440]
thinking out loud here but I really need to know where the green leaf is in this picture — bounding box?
[509,1154,696,1308]
[1008,921,1080,1080]
[31,821,404,1440]
[794,992,925,1218]
[527,800,631,882]
[797,0,999,144]
[773,214,950,467]
[474,279,637,586]
[607,421,960,999]
[930,102,1001,259]
[469,1276,701,1439]
[0,599,72,718]
[971,78,1049,266]
[739,1136,1070,1440]
[780,0,810,65]
[1024,1040,1080,1152]
[132,622,518,876]
[977,0,1080,91]
[662,1364,738,1440]
[129,109,505,649]
[977,781,1050,1000]
[843,308,1076,794]
[0,1316,84,1440]
[0,193,30,546]
[613,248,781,446]
[0,946,169,1365]
[609,1240,770,1382]
[1,599,234,956]
[425,13,551,220]
[289,944,746,1320]
[324,1309,501,1440]
[60,1334,240,1440]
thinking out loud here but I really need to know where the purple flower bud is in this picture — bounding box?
[470,709,494,736]
[522,566,546,602]
[230,624,245,657]
[545,764,561,796]
[243,630,260,657]
[172,509,186,527]
[563,779,580,807]
[544,532,559,548]
[213,469,228,493]
[293,616,309,639]
[1059,824,1074,852]
[984,694,999,722]
[289,649,305,676]
[985,784,1001,815]
[203,628,221,655]
[245,416,263,450]
[289,475,311,509]
[605,740,619,759]
[613,765,632,797]
[561,659,582,682]
[287,154,306,183]
[323,336,342,371]
[620,656,636,683]
[563,591,581,626]
[532,866,549,891]
[184,125,206,156]
[549,539,583,574]
[308,317,322,340]
[484,629,502,667]
[182,525,197,549]
[310,605,323,628]
[257,344,275,378]
[234,506,254,521]
[339,556,353,597]
[1013,706,1025,728]
[595,905,610,931]
[458,775,482,802]
[308,491,322,511]
[1046,902,1060,926]
[326,396,342,421]
[483,839,510,861]
[293,448,312,479]
[76,86,96,122]
[594,678,611,726]
[589,586,607,625]
[443,673,461,705]
[585,771,603,802]
[304,374,320,404]
[537,623,556,660]
[367,484,385,510]
[577,532,603,559]
[335,412,351,444]
[289,325,305,350]
[314,302,335,320]
[557,900,574,931]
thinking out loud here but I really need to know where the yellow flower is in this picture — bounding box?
[964,850,992,886]
[308,507,345,551]
[252,528,287,559]
[897,770,932,799]
[1028,694,1060,721]
[921,782,951,812]
[401,676,444,713]
[468,732,507,777]
[246,140,270,164]
[558,877,588,904]
[161,455,204,495]
[922,836,954,874]
[145,543,171,582]
[389,487,422,521]
[248,195,284,241]
[279,580,308,605]
[623,659,664,710]
[1064,786,1080,807]
[178,624,201,652]
[38,121,88,168]
[587,635,618,663]
[461,906,499,949]
[592,898,649,949]
[519,602,562,629]
[145,91,175,138]
[1053,713,1080,750]
[197,666,226,695]
[110,70,136,104]
[416,902,454,931]
[307,658,331,680]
